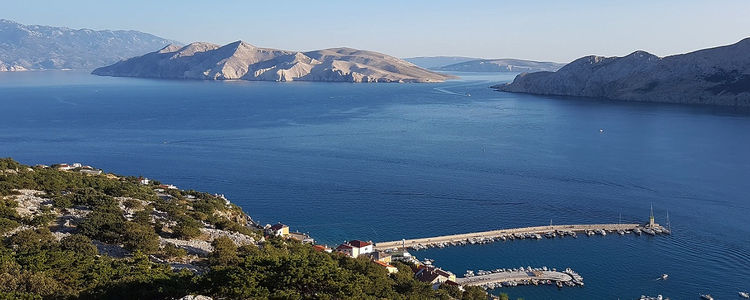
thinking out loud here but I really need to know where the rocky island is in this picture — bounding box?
[494,38,750,107]
[92,41,454,83]
[0,158,488,299]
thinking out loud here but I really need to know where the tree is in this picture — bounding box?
[122,222,160,254]
[60,234,98,256]
[160,243,187,259]
[172,215,202,239]
[210,236,239,266]
[462,286,488,300]
[132,208,153,226]
[0,218,19,235]
[77,204,126,243]
[6,228,55,253]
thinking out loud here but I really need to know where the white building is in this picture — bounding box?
[335,240,373,258]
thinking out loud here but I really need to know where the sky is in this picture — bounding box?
[4,0,750,62]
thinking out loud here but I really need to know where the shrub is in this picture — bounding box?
[172,215,202,239]
[160,243,187,259]
[0,198,19,219]
[0,217,19,235]
[28,212,56,227]
[209,236,238,266]
[77,204,126,243]
[122,222,160,254]
[123,198,142,210]
[60,234,98,256]
[6,228,55,253]
[0,158,22,170]
[132,208,153,226]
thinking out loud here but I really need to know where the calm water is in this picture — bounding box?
[1,71,749,299]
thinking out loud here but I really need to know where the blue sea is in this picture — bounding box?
[1,71,749,300]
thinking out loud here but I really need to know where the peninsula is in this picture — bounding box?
[0,158,487,299]
[494,38,750,107]
[436,58,564,73]
[404,56,564,73]
[92,41,454,83]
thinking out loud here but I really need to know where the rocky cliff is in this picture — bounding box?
[92,41,454,83]
[494,38,750,107]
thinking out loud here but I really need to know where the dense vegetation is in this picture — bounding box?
[0,158,491,299]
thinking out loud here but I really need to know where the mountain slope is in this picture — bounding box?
[403,56,480,69]
[494,38,750,107]
[93,42,454,83]
[0,19,179,71]
[438,58,564,73]
[0,158,487,299]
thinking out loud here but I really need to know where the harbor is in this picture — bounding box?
[457,266,584,290]
[374,222,669,251]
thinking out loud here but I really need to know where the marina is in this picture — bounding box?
[374,223,669,251]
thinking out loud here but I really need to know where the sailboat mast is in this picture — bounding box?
[649,203,655,228]
[667,211,671,232]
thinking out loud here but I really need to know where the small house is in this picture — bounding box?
[366,251,392,263]
[373,260,399,274]
[415,266,456,286]
[335,240,373,258]
[267,223,289,237]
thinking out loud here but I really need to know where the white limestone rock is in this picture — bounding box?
[495,38,750,107]
[93,41,454,83]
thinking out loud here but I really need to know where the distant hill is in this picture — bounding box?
[0,19,179,71]
[93,41,454,83]
[437,59,565,73]
[403,56,480,69]
[494,38,750,107]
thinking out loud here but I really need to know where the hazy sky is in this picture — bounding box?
[5,0,750,62]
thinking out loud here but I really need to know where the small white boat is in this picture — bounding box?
[660,274,668,280]
[700,294,714,300]
[740,291,750,299]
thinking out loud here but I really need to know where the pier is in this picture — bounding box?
[457,267,584,290]
[374,223,668,251]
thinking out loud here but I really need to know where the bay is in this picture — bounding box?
[1,71,748,299]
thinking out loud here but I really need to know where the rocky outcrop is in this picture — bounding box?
[494,38,750,107]
[92,41,454,83]
[0,60,27,71]
[437,58,564,72]
[0,19,178,71]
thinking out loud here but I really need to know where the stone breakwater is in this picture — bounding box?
[374,223,668,251]
[458,267,585,290]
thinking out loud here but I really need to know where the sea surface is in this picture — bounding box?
[1,71,749,300]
